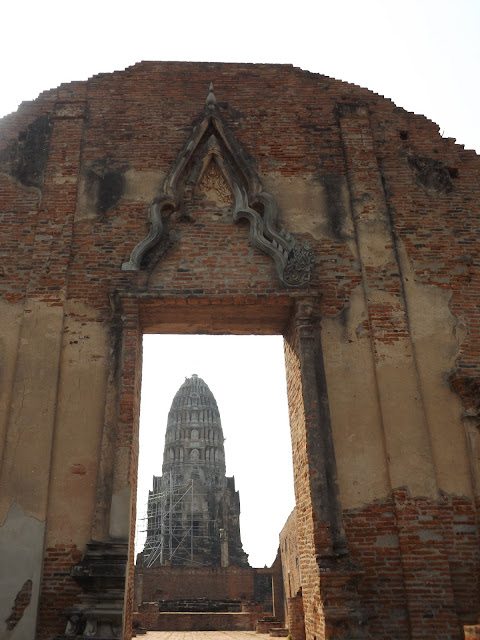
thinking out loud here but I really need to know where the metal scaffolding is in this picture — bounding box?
[138,473,217,568]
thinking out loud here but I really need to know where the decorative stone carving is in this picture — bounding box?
[84,617,98,637]
[294,297,321,340]
[60,540,127,639]
[407,154,453,195]
[121,195,175,271]
[122,84,314,287]
[198,159,233,205]
[283,243,316,287]
[64,614,83,636]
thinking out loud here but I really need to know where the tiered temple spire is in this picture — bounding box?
[141,375,248,568]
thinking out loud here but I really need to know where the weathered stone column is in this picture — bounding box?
[293,297,346,556]
[337,101,459,638]
[112,297,142,640]
[60,297,141,640]
[284,297,366,640]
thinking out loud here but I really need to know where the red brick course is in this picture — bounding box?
[135,609,260,632]
[286,595,306,640]
[137,566,257,603]
[343,491,480,639]
[36,545,83,640]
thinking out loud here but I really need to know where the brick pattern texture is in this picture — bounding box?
[138,566,257,602]
[1,62,480,640]
[36,545,83,640]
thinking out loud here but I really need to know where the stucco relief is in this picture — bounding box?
[122,85,314,288]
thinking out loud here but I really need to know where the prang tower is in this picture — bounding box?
[141,374,249,568]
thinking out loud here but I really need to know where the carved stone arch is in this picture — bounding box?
[180,134,235,206]
[122,84,314,287]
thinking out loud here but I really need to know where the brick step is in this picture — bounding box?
[134,611,260,632]
[269,628,289,637]
[155,599,242,612]
[256,619,282,633]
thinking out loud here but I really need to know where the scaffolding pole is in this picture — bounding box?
[140,477,216,568]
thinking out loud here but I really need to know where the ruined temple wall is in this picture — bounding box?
[279,509,302,632]
[279,510,301,601]
[137,566,256,602]
[0,62,479,639]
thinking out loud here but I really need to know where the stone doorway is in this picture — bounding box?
[133,333,294,632]
[106,294,331,639]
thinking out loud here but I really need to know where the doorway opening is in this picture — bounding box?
[135,334,295,569]
[129,295,305,635]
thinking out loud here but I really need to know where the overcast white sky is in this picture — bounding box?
[2,0,479,567]
[2,0,479,153]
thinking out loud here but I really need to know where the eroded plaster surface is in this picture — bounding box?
[110,485,132,541]
[0,300,64,523]
[398,240,473,498]
[123,170,166,202]
[322,284,390,509]
[263,174,354,242]
[324,243,473,510]
[0,502,44,640]
[0,301,24,468]
[44,302,110,547]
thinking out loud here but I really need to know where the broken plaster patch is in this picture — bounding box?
[109,485,131,540]
[0,502,44,639]
[5,579,32,630]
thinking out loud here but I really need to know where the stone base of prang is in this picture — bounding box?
[134,607,262,632]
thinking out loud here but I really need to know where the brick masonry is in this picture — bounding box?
[134,609,260,632]
[36,546,83,640]
[1,62,480,640]
[136,566,270,604]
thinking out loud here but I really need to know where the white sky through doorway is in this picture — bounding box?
[137,334,295,568]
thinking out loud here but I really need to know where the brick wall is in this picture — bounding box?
[134,608,260,631]
[280,510,306,639]
[288,594,306,640]
[36,545,83,640]
[1,61,480,640]
[137,565,260,602]
[280,510,302,602]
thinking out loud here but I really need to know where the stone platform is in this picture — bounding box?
[135,612,261,632]
[142,632,259,640]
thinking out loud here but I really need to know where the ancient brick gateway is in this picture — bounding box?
[0,62,480,640]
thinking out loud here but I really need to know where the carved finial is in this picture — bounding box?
[206,82,216,108]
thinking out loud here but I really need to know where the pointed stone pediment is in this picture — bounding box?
[198,157,233,206]
[122,84,314,288]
